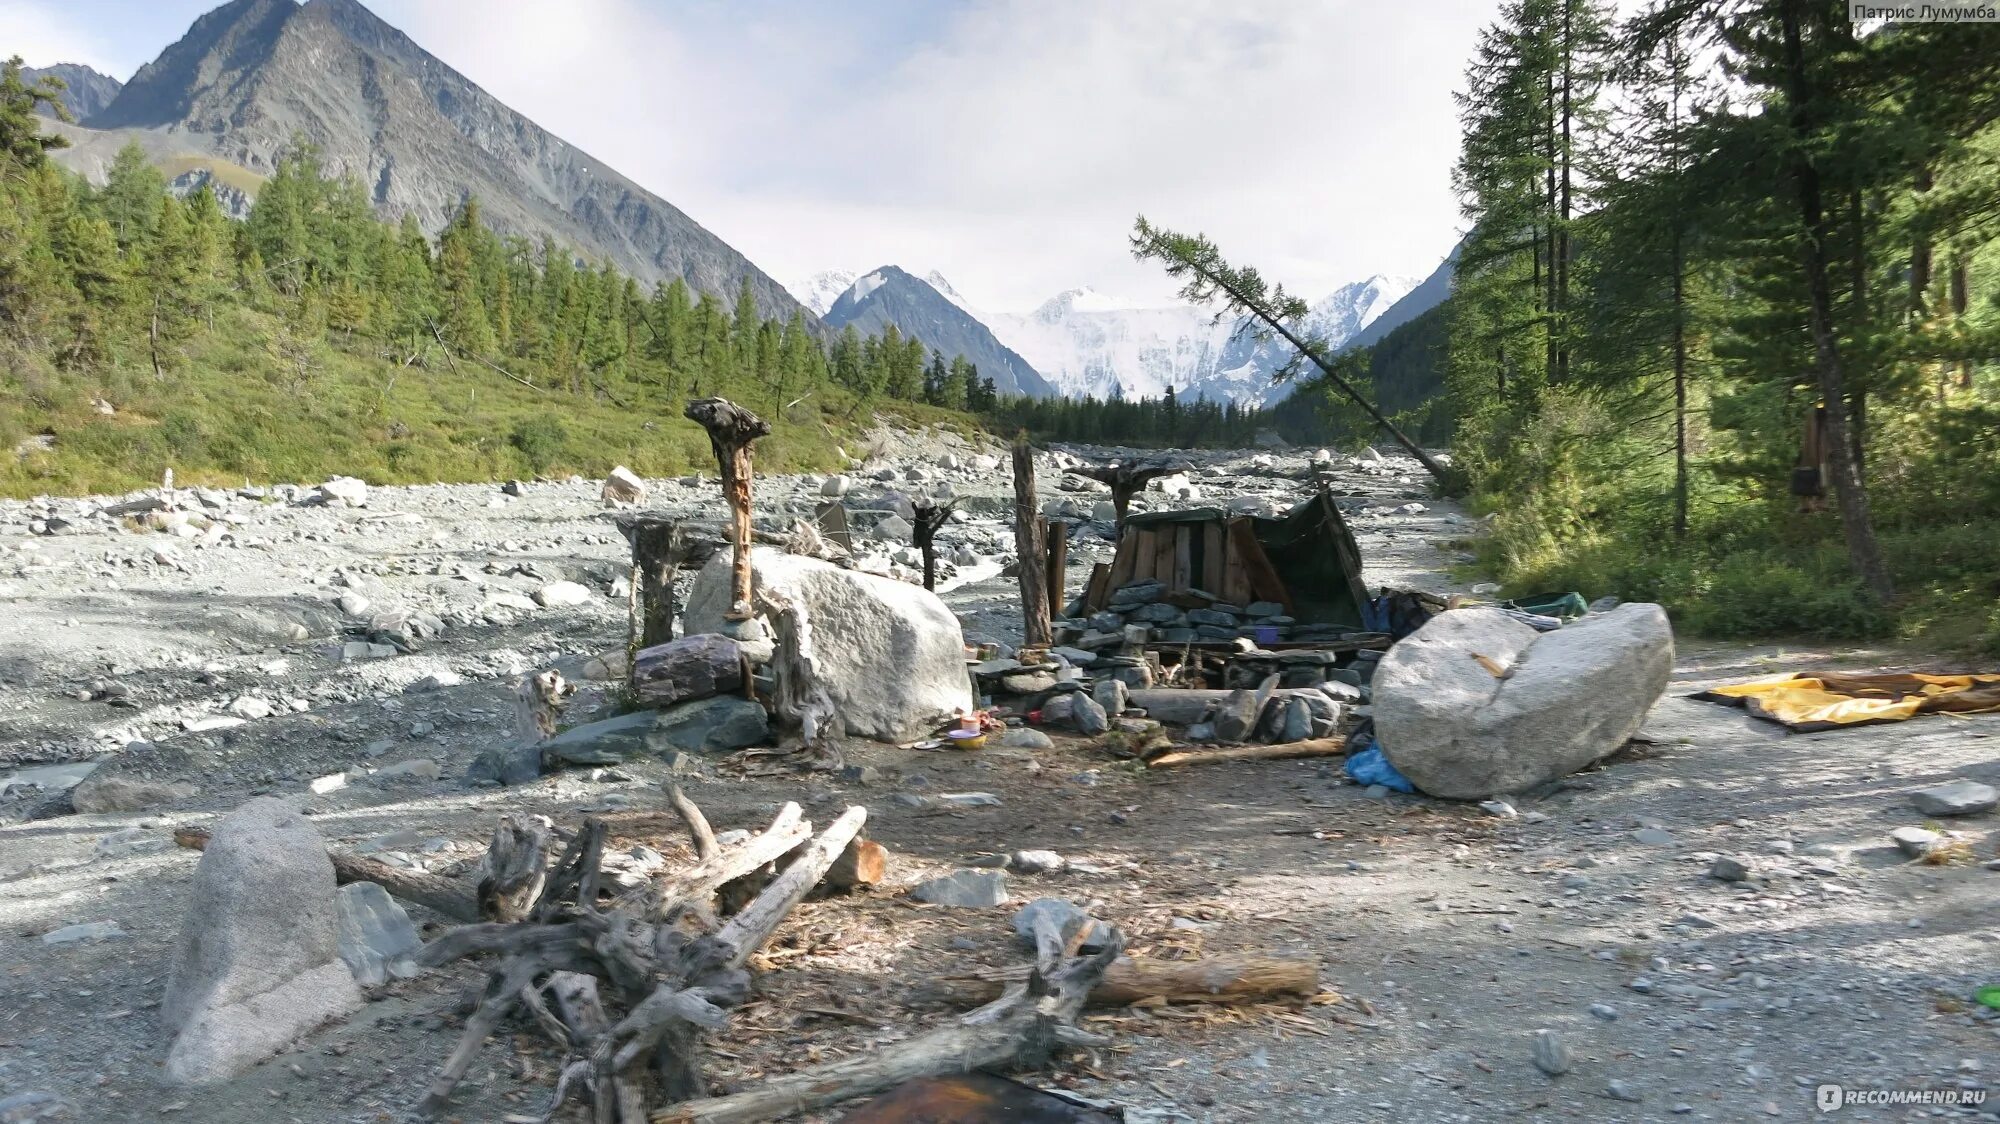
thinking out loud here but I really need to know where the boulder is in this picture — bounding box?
[1071,693,1110,736]
[647,696,770,754]
[534,581,593,608]
[632,634,745,707]
[821,474,852,497]
[334,883,421,987]
[1374,605,1673,799]
[162,798,362,1084]
[466,742,542,786]
[316,476,368,507]
[601,466,646,507]
[540,711,656,767]
[1910,779,1997,817]
[683,547,972,741]
[910,869,1009,908]
[69,770,195,814]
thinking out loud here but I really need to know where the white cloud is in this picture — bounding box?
[23,0,1494,314]
[1,1,123,73]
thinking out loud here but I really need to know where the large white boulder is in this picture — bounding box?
[1374,605,1674,799]
[683,547,971,741]
[162,798,361,1084]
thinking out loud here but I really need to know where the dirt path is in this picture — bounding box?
[1,443,1994,1123]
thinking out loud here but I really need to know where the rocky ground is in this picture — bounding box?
[1,435,1996,1123]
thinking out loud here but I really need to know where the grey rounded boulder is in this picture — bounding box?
[1373,604,1674,799]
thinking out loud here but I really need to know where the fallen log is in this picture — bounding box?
[174,826,480,923]
[1146,738,1346,768]
[1126,687,1339,727]
[932,953,1320,1008]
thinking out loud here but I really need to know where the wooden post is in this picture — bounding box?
[683,398,771,620]
[1044,520,1070,611]
[619,516,693,650]
[912,500,954,592]
[1011,435,1053,649]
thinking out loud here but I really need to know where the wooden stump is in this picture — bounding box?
[1012,436,1052,649]
[912,500,953,592]
[619,516,696,650]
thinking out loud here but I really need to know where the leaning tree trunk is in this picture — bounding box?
[683,398,771,619]
[911,500,953,591]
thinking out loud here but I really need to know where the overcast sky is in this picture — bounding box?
[7,0,1493,313]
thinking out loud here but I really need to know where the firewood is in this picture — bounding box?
[932,952,1320,1008]
[649,924,1125,1124]
[1145,738,1346,768]
[173,826,480,923]
[825,838,888,890]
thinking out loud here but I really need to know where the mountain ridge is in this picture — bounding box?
[65,0,813,323]
[822,266,1056,399]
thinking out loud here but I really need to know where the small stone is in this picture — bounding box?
[534,581,593,607]
[1910,779,1998,817]
[1589,1003,1618,1021]
[1675,912,1719,929]
[403,671,463,694]
[938,791,1002,807]
[1071,693,1109,736]
[1531,1028,1572,1076]
[1605,1079,1643,1103]
[334,883,421,987]
[1480,799,1518,819]
[1891,825,1941,857]
[910,869,1009,908]
[1010,849,1065,874]
[227,696,273,720]
[1633,827,1675,845]
[1708,855,1752,882]
[42,920,127,945]
[999,727,1054,750]
[309,773,348,795]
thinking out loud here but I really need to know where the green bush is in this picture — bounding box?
[507,415,570,474]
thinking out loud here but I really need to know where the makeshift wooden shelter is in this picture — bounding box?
[1084,490,1369,628]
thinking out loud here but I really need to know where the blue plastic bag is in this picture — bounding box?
[1343,721,1414,793]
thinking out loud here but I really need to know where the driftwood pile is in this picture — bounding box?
[186,783,1125,1123]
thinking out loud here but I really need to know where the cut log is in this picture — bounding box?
[1146,739,1346,768]
[649,925,1125,1124]
[633,634,747,709]
[173,826,480,923]
[825,838,888,890]
[934,953,1320,1008]
[619,517,696,650]
[1011,437,1052,649]
[710,805,867,969]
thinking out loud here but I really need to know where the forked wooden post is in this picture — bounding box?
[1011,435,1053,649]
[912,499,953,591]
[683,398,771,621]
[1066,460,1189,529]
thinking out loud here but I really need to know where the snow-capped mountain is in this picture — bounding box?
[788,270,858,317]
[988,274,1420,406]
[821,266,1056,399]
[795,265,1431,406]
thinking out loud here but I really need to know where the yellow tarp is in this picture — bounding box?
[1703,672,2000,731]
